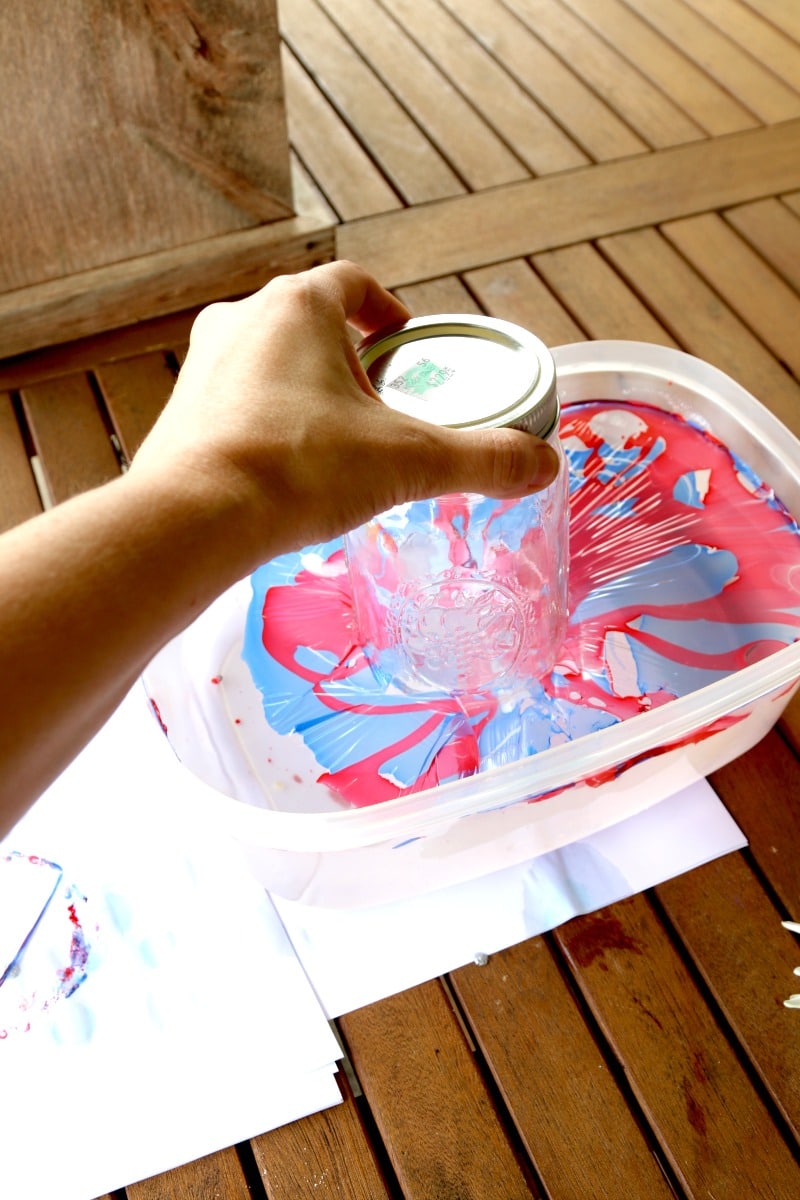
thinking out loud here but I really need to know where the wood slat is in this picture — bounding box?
[724,197,800,292]
[743,0,800,42]
[279,0,464,203]
[661,212,800,381]
[125,1144,253,1200]
[313,0,531,191]
[281,44,402,221]
[463,260,586,346]
[437,0,649,162]
[656,851,800,1138]
[93,353,177,462]
[337,119,800,288]
[379,0,589,176]
[20,374,121,503]
[709,729,800,915]
[597,225,800,438]
[0,394,42,531]
[338,981,539,1199]
[680,0,800,92]
[451,938,676,1199]
[394,275,482,317]
[627,0,800,122]
[532,242,678,345]
[555,894,800,1197]
[0,211,334,361]
[505,0,707,148]
[559,0,759,135]
[251,1073,392,1199]
[0,310,199,393]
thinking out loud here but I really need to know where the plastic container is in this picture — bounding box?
[142,342,800,907]
[345,315,569,695]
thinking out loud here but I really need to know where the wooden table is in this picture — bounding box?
[3,2,800,1196]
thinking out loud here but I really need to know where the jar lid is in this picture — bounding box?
[357,314,558,437]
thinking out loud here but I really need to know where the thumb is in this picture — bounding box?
[419,425,561,500]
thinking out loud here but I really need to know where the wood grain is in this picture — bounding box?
[19,374,121,503]
[94,353,178,462]
[338,119,800,287]
[556,895,800,1197]
[338,981,538,1199]
[657,851,800,1138]
[126,1144,253,1200]
[0,212,334,360]
[0,0,292,292]
[451,938,676,1199]
[252,1072,392,1199]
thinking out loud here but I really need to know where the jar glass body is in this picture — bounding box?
[345,426,569,697]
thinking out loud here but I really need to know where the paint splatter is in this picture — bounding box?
[0,852,94,1038]
[242,401,800,807]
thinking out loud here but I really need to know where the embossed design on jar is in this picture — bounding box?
[393,577,525,692]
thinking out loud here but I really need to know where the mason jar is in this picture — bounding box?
[344,314,569,697]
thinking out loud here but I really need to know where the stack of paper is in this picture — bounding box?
[0,692,341,1200]
[0,686,745,1200]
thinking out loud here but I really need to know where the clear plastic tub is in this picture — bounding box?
[142,342,800,906]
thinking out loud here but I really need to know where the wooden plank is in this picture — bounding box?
[0,395,43,532]
[559,0,759,135]
[252,1073,392,1199]
[597,226,800,439]
[437,0,648,162]
[376,0,590,175]
[505,0,706,148]
[20,374,121,503]
[313,0,530,191]
[743,0,800,42]
[661,212,800,379]
[463,261,586,346]
[0,0,292,292]
[0,210,334,360]
[625,0,800,122]
[451,938,676,1199]
[396,262,585,347]
[289,150,338,231]
[93,353,177,462]
[709,730,800,915]
[337,118,800,288]
[126,1144,253,1200]
[281,44,402,221]
[724,197,800,292]
[338,981,539,1199]
[279,0,464,203]
[395,276,482,316]
[555,894,800,1197]
[533,242,678,345]
[680,0,800,92]
[656,851,800,1137]
[0,311,199,394]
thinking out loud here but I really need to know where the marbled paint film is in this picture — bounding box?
[243,401,800,807]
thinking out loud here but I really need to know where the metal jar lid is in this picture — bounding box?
[357,314,559,438]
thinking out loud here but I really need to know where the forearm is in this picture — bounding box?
[0,470,264,834]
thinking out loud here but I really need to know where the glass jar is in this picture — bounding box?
[344,315,569,697]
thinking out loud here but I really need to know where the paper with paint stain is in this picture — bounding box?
[0,689,341,1200]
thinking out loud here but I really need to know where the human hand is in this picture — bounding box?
[130,260,559,568]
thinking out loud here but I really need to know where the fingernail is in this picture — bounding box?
[528,444,560,489]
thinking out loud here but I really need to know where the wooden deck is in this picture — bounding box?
[3,2,800,1197]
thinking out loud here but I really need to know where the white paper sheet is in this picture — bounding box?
[0,691,341,1200]
[273,779,745,1018]
[0,683,747,1200]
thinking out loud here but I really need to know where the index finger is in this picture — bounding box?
[308,259,411,336]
